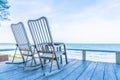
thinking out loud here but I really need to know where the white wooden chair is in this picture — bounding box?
[28,16,68,72]
[10,22,42,70]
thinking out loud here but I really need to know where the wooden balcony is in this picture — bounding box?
[0,50,120,80]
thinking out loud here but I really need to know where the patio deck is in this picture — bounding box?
[0,51,120,80]
[0,59,120,80]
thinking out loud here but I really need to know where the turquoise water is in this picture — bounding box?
[0,43,16,52]
[1,43,120,52]
[66,43,120,51]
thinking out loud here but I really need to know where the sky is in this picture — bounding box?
[0,0,120,43]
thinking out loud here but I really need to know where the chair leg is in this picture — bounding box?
[11,46,17,63]
[32,55,37,64]
[30,55,36,66]
[30,58,33,67]
[37,53,43,68]
[24,56,28,67]
[44,59,46,64]
[64,53,68,64]
[20,52,26,63]
[60,55,62,64]
[50,59,54,72]
[55,57,60,69]
[25,55,28,62]
[63,44,68,64]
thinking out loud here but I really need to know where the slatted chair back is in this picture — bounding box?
[11,22,30,51]
[28,17,55,53]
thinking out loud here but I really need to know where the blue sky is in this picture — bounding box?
[0,0,120,43]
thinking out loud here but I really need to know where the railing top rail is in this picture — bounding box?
[67,48,120,53]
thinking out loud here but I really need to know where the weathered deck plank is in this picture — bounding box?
[114,64,120,80]
[77,62,97,80]
[104,63,117,80]
[91,63,105,80]
[63,61,90,80]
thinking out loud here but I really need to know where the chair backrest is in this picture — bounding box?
[11,22,31,51]
[28,16,55,53]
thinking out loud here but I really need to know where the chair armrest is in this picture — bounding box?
[54,42,65,47]
[54,42,66,53]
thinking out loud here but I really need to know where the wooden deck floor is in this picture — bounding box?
[0,57,120,80]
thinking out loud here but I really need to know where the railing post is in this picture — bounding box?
[82,50,86,61]
[116,52,120,64]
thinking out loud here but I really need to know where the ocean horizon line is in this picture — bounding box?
[1,42,120,44]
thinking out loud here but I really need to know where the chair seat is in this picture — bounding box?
[41,51,63,59]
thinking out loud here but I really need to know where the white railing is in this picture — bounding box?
[67,48,120,64]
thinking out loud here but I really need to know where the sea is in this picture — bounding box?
[66,43,120,51]
[1,43,120,51]
[0,43,16,53]
[1,43,120,63]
